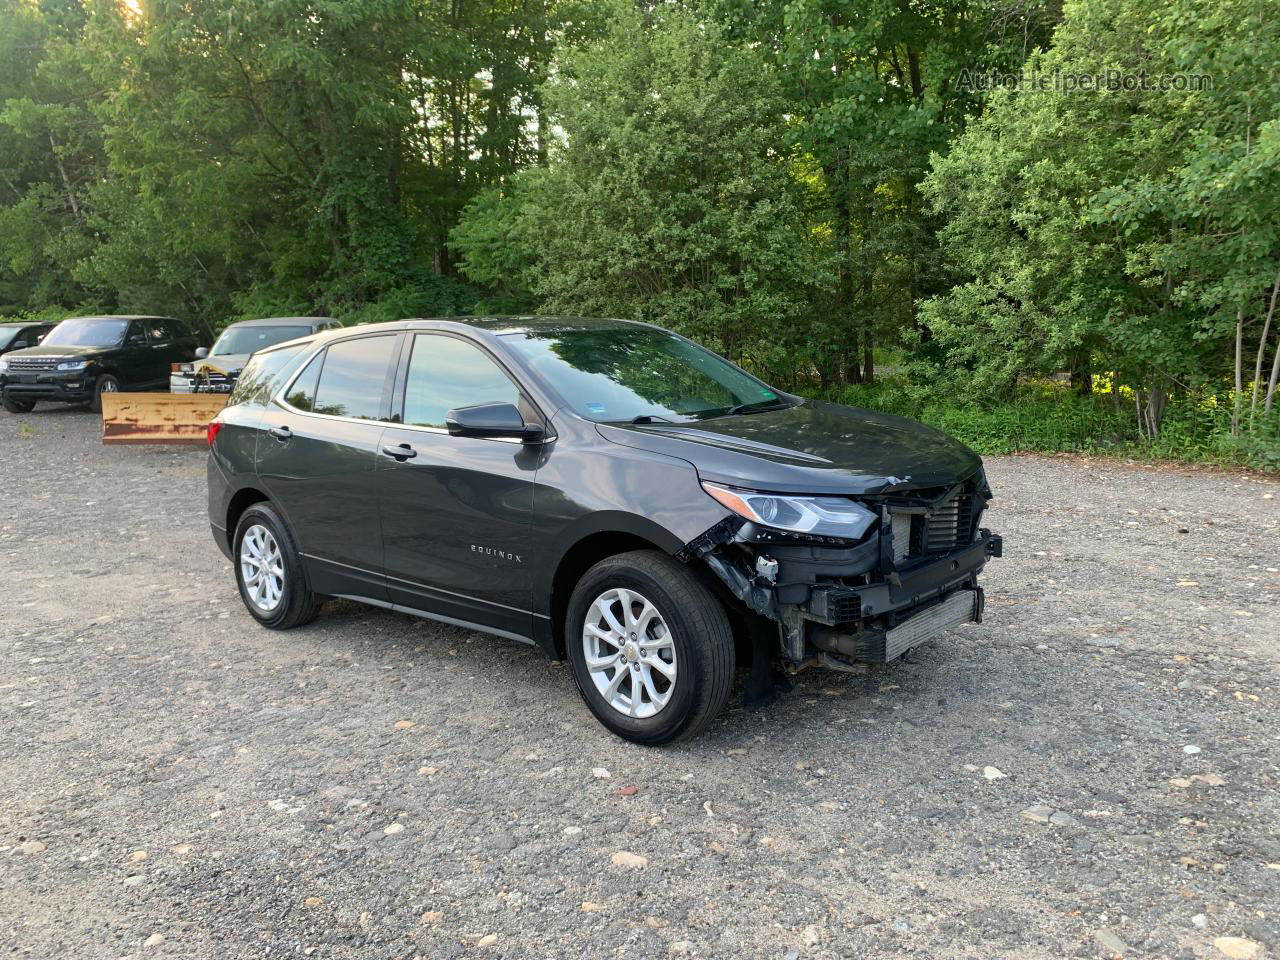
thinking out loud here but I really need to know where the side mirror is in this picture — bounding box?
[445,402,544,442]
[11,341,27,350]
[195,347,209,359]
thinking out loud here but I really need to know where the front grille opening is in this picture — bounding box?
[923,494,972,553]
[891,489,979,564]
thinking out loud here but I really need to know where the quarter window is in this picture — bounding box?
[284,353,323,412]
[402,335,521,429]
[230,345,309,407]
[311,335,396,421]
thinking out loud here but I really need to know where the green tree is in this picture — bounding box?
[701,0,1059,388]
[453,2,833,381]
[0,0,101,314]
[921,0,1280,436]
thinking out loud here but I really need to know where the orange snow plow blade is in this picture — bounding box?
[101,392,228,446]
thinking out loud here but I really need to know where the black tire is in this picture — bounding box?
[88,374,120,414]
[233,502,323,630]
[566,550,735,745]
[1,393,35,413]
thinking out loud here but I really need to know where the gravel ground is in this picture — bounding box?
[1,406,1278,960]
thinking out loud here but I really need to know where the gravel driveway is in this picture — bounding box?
[2,406,1277,960]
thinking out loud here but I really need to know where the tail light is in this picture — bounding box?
[207,420,223,447]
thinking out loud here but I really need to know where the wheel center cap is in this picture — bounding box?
[624,642,638,661]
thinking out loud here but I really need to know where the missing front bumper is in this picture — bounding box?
[687,511,1000,671]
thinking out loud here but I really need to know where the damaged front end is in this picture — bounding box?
[683,473,1003,673]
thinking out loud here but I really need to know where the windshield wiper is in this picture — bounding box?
[722,400,791,417]
[630,414,673,424]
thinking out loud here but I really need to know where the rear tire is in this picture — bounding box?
[2,393,35,413]
[88,374,120,414]
[233,503,323,629]
[566,550,735,745]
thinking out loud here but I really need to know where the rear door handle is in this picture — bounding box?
[270,425,292,441]
[381,443,418,461]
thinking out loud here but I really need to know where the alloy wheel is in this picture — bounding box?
[582,587,677,719]
[240,523,285,613]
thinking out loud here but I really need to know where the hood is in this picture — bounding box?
[189,354,250,376]
[4,343,109,360]
[596,399,982,495]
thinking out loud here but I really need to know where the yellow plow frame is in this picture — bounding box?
[101,392,228,446]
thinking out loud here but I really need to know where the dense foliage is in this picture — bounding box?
[921,0,1280,441]
[0,0,1277,466]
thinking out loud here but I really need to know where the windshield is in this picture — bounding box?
[42,318,129,348]
[211,324,311,357]
[0,328,21,350]
[502,327,787,422]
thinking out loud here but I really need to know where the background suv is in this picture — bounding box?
[171,316,341,394]
[208,317,1000,743]
[0,315,198,413]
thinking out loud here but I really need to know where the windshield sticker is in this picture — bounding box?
[761,389,777,399]
[585,401,607,415]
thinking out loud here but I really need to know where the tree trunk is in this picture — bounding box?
[1232,308,1244,436]
[1147,384,1166,437]
[48,131,82,226]
[1070,356,1093,396]
[1249,268,1280,422]
[863,324,874,384]
[906,48,924,102]
[1265,328,1280,414]
[826,158,858,386]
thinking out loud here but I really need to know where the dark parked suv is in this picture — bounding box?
[0,321,55,358]
[0,315,198,413]
[208,317,1001,743]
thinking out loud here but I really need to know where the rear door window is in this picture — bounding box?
[311,335,397,421]
[125,320,150,346]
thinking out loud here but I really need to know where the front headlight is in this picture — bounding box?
[702,481,878,540]
[0,357,8,373]
[56,359,89,372]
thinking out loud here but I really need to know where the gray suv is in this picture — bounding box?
[207,317,1001,744]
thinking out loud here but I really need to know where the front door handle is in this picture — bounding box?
[270,425,292,441]
[381,443,418,461]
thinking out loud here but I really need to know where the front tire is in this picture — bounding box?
[88,373,120,414]
[2,393,35,413]
[566,550,735,745]
[233,503,323,629]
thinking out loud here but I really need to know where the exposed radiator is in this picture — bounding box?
[891,512,914,562]
[883,589,978,661]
